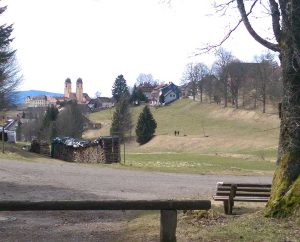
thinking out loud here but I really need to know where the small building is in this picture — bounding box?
[150,82,180,105]
[0,118,17,143]
[88,97,115,112]
[25,95,48,107]
[137,82,157,100]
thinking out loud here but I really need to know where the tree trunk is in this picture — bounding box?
[262,89,266,113]
[242,88,245,107]
[266,13,300,216]
[200,87,203,103]
[235,89,239,109]
[224,84,228,108]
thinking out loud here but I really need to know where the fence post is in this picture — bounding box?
[160,209,177,242]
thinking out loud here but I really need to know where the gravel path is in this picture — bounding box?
[0,158,272,241]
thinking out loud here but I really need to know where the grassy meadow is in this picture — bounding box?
[86,99,279,175]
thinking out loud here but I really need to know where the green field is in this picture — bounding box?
[87,99,279,175]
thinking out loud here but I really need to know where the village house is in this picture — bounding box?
[150,82,180,105]
[137,82,157,101]
[0,118,17,142]
[88,97,115,112]
[25,95,57,108]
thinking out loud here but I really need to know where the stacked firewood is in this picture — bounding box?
[51,136,120,164]
[30,140,50,156]
[39,141,50,156]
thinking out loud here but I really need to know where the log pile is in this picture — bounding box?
[51,136,120,164]
[39,142,50,156]
[30,140,50,156]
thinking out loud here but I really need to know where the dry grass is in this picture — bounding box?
[122,207,300,242]
[87,99,279,163]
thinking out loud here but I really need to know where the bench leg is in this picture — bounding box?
[160,210,177,242]
[228,199,233,215]
[223,201,229,214]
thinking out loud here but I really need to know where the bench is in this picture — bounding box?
[0,199,211,242]
[213,182,271,214]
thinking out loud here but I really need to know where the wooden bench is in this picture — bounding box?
[213,182,271,214]
[0,199,211,242]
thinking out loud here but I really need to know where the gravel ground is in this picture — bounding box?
[0,158,272,241]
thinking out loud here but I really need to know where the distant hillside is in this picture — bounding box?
[87,99,280,161]
[14,90,63,104]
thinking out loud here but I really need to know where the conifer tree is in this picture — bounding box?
[110,96,132,140]
[111,75,130,102]
[39,106,59,141]
[136,105,157,144]
[0,4,20,110]
[130,85,147,104]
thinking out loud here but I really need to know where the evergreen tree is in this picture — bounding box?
[43,106,59,126]
[111,75,130,102]
[130,85,147,104]
[110,96,132,140]
[56,101,84,138]
[39,106,59,141]
[135,105,157,145]
[159,94,165,104]
[0,5,20,110]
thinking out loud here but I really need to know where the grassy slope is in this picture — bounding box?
[87,99,279,175]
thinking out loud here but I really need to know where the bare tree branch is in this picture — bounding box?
[197,0,259,54]
[269,0,281,42]
[196,19,243,55]
[214,0,235,15]
[237,0,280,52]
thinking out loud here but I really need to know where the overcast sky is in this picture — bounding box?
[2,0,272,97]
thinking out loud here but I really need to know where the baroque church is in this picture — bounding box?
[64,78,90,104]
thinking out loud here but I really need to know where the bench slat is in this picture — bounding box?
[233,197,269,202]
[235,192,270,197]
[217,187,271,192]
[213,196,229,201]
[218,183,271,187]
[216,192,270,197]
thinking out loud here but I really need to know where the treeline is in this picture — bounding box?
[110,74,156,145]
[182,48,282,113]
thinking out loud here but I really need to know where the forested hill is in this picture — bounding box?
[13,90,63,104]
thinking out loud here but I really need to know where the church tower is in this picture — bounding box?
[64,78,72,98]
[76,78,83,103]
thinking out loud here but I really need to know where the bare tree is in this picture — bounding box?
[136,73,158,86]
[194,63,209,102]
[254,52,280,113]
[213,48,235,107]
[181,63,198,100]
[202,74,218,103]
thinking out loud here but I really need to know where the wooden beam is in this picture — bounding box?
[0,200,211,211]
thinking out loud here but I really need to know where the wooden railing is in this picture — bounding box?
[0,199,211,242]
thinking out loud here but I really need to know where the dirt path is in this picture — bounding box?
[0,158,272,241]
